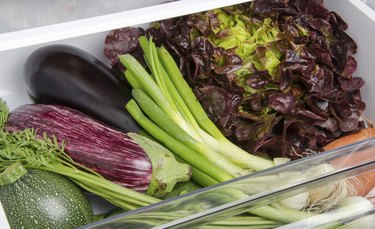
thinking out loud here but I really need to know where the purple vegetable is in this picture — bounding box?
[103,0,367,160]
[5,104,190,196]
[24,44,141,133]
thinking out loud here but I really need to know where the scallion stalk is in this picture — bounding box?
[141,38,203,137]
[156,46,225,139]
[157,46,275,171]
[119,53,195,138]
[125,99,233,183]
[174,154,219,187]
[131,88,245,177]
[118,37,365,226]
[277,196,373,228]
[119,37,276,178]
[202,215,280,229]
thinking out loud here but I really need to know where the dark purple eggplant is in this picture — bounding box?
[23,44,140,133]
[5,104,191,197]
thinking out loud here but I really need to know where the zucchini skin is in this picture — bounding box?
[0,169,93,229]
[23,44,141,133]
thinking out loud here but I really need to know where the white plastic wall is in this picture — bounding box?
[326,0,375,118]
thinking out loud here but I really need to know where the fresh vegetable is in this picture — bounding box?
[105,0,367,160]
[337,214,375,229]
[4,103,190,197]
[23,44,141,133]
[121,37,275,180]
[118,35,375,225]
[118,36,310,223]
[0,163,93,229]
[103,212,281,229]
[161,180,202,200]
[201,216,280,229]
[0,98,288,228]
[323,128,375,151]
[323,128,375,197]
[0,99,159,210]
[233,128,375,214]
[277,196,374,228]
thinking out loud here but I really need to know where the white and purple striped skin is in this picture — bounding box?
[5,104,152,193]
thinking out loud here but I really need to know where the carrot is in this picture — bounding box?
[323,128,375,151]
[323,128,375,197]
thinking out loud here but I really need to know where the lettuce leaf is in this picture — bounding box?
[104,0,366,160]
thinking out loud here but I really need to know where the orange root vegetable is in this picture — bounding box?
[323,128,375,151]
[323,128,375,197]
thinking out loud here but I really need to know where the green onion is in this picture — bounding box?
[277,196,373,228]
[157,46,224,139]
[157,46,275,171]
[120,51,195,138]
[174,155,219,187]
[125,99,233,183]
[202,216,280,229]
[119,37,276,179]
[118,36,358,226]
[131,88,245,178]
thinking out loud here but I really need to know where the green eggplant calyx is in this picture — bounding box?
[128,132,192,198]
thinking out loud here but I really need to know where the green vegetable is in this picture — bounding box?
[128,133,191,197]
[120,37,275,183]
[277,196,373,228]
[207,10,281,77]
[201,216,280,229]
[0,163,93,229]
[157,45,275,171]
[126,99,232,183]
[118,37,328,224]
[102,211,280,229]
[0,99,159,210]
[161,180,202,200]
[120,37,275,179]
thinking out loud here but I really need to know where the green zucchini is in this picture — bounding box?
[0,163,93,229]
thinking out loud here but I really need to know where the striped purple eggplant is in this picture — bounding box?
[5,104,191,197]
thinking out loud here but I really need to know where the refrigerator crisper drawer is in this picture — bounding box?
[0,0,374,228]
[362,0,375,10]
[84,139,375,228]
